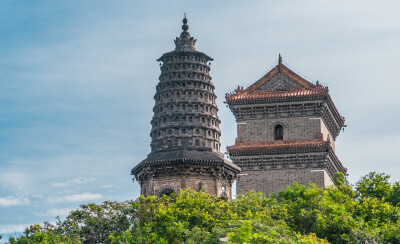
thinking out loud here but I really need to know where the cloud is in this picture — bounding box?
[34,208,71,217]
[51,177,96,188]
[0,197,30,207]
[0,172,32,193]
[0,224,29,234]
[47,193,102,204]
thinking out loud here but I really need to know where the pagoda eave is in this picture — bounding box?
[157,50,213,62]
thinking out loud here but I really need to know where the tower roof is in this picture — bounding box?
[226,55,327,99]
[226,55,344,120]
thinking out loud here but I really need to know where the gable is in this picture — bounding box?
[245,63,316,93]
[257,72,302,91]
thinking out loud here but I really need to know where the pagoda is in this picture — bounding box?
[226,55,346,195]
[132,16,240,198]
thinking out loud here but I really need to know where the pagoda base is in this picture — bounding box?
[132,148,240,198]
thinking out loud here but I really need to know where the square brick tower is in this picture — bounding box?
[225,55,346,195]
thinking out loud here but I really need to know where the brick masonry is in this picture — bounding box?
[237,168,333,195]
[142,175,232,199]
[226,59,346,196]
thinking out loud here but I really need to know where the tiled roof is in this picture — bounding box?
[132,148,241,175]
[225,62,330,103]
[226,88,328,102]
[227,138,347,173]
[227,138,329,154]
[225,61,345,125]
[247,63,316,92]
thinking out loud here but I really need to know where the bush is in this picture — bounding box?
[7,172,400,244]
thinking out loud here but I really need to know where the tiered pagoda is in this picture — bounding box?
[132,17,240,198]
[226,55,346,195]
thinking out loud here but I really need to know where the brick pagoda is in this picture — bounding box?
[132,17,240,198]
[226,55,346,195]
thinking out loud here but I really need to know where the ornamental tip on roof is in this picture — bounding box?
[174,14,197,51]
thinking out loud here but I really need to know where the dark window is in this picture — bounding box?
[275,124,283,140]
[198,183,204,191]
[158,188,175,197]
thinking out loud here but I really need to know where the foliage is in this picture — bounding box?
[6,172,400,244]
[356,172,392,200]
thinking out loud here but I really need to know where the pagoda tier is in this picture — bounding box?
[132,17,240,198]
[226,56,345,140]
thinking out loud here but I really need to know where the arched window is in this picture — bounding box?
[158,188,175,197]
[275,124,283,140]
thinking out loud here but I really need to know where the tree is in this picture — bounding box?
[355,172,391,200]
[6,172,400,244]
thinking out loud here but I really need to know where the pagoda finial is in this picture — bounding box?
[182,13,189,31]
[175,14,196,51]
[279,53,282,65]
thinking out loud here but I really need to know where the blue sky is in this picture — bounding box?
[1,0,400,238]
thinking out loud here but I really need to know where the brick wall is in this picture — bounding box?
[238,117,321,142]
[141,175,232,199]
[236,168,333,195]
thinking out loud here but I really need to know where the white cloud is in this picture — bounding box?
[0,224,29,234]
[0,172,32,193]
[0,197,30,207]
[34,208,71,217]
[51,177,96,187]
[47,193,102,204]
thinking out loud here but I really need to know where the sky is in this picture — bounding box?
[1,0,400,239]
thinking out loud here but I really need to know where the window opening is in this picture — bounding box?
[275,124,284,140]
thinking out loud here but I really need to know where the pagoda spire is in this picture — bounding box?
[182,13,188,31]
[174,15,197,51]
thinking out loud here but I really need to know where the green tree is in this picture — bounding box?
[6,172,400,244]
[356,172,391,200]
[388,182,400,206]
